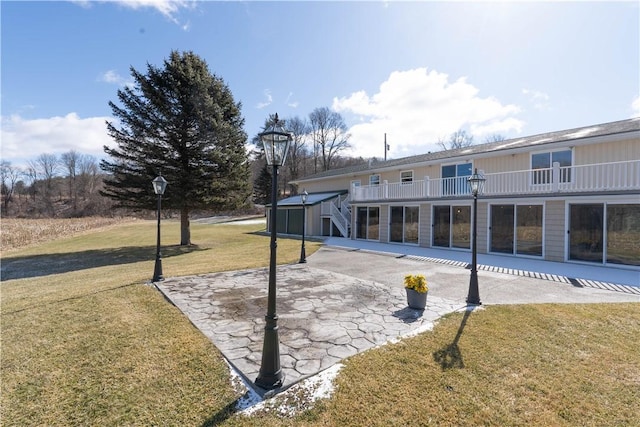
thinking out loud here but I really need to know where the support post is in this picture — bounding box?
[466,191,481,305]
[255,164,284,390]
[152,193,163,282]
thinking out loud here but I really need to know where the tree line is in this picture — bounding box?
[1,152,107,218]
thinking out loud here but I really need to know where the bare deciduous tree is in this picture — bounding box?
[34,153,60,188]
[437,129,474,151]
[285,115,310,193]
[309,107,351,172]
[1,161,22,212]
[484,134,506,143]
[61,150,80,210]
[25,162,38,201]
[77,154,99,200]
[32,153,60,215]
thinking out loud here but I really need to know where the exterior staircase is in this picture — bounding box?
[321,194,351,238]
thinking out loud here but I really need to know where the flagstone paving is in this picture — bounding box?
[155,262,462,395]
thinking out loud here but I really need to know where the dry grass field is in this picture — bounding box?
[1,217,127,251]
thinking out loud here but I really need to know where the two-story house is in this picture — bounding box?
[271,118,639,269]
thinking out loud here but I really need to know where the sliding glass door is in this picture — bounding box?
[356,206,380,240]
[390,206,403,243]
[451,206,471,249]
[516,205,543,256]
[433,205,470,248]
[490,204,543,256]
[390,206,419,244]
[405,206,419,244]
[433,206,450,247]
[490,205,514,253]
[569,203,640,266]
[569,204,603,263]
[607,204,640,266]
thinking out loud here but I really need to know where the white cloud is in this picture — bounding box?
[256,90,273,109]
[74,0,196,28]
[471,118,524,138]
[70,0,91,9]
[98,70,133,87]
[522,88,550,110]
[332,68,523,158]
[116,0,196,27]
[0,113,113,168]
[632,95,640,118]
[286,92,299,108]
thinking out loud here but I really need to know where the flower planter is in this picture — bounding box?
[406,288,427,310]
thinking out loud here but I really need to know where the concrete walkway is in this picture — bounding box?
[155,243,640,396]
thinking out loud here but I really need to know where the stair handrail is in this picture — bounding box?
[330,202,349,237]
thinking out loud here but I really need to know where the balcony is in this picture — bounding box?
[350,160,640,202]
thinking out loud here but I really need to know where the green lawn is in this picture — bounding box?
[2,219,639,426]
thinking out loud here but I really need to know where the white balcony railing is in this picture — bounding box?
[350,160,640,202]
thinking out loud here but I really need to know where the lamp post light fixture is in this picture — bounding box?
[299,189,308,264]
[151,175,168,283]
[255,113,292,390]
[466,168,485,305]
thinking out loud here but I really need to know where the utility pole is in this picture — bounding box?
[384,133,390,161]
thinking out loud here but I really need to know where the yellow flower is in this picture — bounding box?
[404,274,428,294]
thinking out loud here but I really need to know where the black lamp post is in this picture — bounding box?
[255,113,292,390]
[466,168,485,305]
[299,189,308,264]
[151,175,168,282]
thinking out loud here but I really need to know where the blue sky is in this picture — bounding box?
[2,1,639,168]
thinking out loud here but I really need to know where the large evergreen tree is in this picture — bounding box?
[253,163,272,205]
[101,50,250,245]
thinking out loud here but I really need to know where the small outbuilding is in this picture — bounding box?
[266,190,349,237]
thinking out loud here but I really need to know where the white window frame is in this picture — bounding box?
[400,170,414,184]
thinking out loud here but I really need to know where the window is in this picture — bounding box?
[351,179,361,187]
[531,149,572,184]
[369,174,380,186]
[442,162,472,195]
[400,170,413,184]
